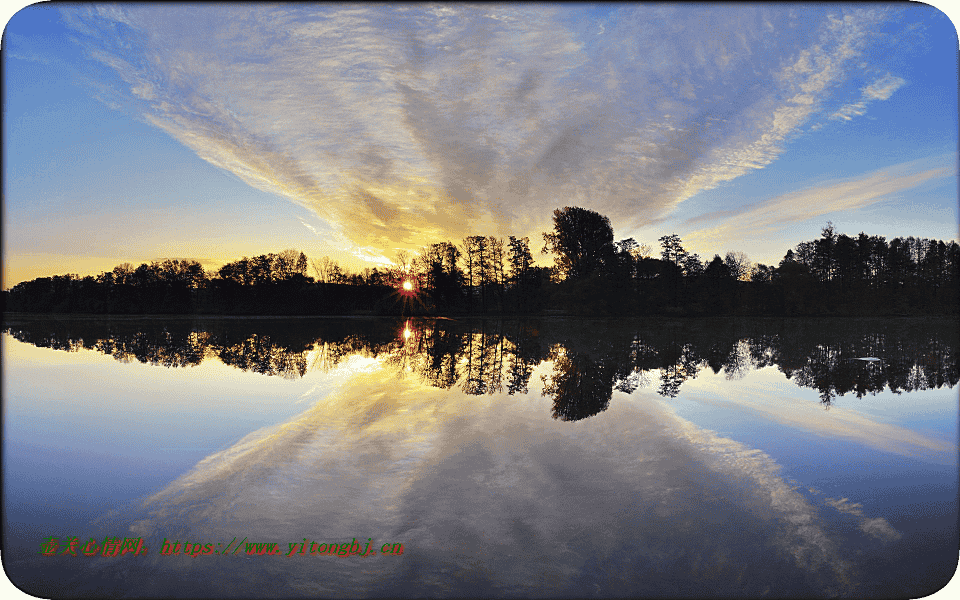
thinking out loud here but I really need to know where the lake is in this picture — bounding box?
[3,315,957,598]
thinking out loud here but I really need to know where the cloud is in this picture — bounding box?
[297,216,318,236]
[5,32,55,64]
[830,73,906,120]
[685,154,956,251]
[59,5,920,262]
[863,74,907,100]
[825,497,902,541]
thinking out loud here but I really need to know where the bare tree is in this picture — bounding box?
[724,251,753,281]
[112,262,135,286]
[311,256,342,284]
[487,236,505,308]
[274,248,301,280]
[394,250,411,273]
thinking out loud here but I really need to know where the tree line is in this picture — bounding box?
[3,207,958,316]
[538,208,959,316]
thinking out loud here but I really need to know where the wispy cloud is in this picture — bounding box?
[824,497,901,541]
[59,4,921,261]
[5,32,55,64]
[830,74,906,121]
[297,216,318,236]
[685,154,955,251]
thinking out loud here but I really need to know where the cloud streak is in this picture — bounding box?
[685,154,956,252]
[60,4,922,261]
[825,497,902,542]
[831,74,906,121]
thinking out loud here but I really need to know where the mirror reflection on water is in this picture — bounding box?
[3,316,957,598]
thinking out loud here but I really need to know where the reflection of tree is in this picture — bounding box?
[404,319,544,395]
[655,341,701,399]
[417,323,465,389]
[2,317,400,380]
[3,316,957,414]
[3,319,211,368]
[756,318,960,406]
[461,325,505,396]
[506,323,541,395]
[536,320,643,420]
[541,347,613,421]
[216,334,308,379]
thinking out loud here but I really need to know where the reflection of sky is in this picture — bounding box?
[666,365,957,464]
[119,358,859,595]
[649,366,957,542]
[4,328,957,596]
[2,334,353,546]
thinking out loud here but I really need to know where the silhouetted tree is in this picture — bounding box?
[543,207,614,280]
[659,234,688,270]
[416,242,463,312]
[507,236,535,312]
[462,236,491,312]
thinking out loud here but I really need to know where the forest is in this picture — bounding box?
[3,207,958,316]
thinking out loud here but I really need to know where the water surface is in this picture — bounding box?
[3,316,957,597]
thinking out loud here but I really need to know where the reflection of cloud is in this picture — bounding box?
[104,359,901,595]
[686,154,956,249]
[825,497,902,541]
[665,405,852,582]
[826,496,867,516]
[59,5,922,260]
[679,368,956,465]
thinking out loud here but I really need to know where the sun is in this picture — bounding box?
[393,277,422,314]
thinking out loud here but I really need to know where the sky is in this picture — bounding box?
[3,2,958,288]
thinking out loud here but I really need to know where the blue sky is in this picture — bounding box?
[3,2,957,286]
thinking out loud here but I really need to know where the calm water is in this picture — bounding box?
[3,316,957,598]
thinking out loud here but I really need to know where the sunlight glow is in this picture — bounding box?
[402,280,413,291]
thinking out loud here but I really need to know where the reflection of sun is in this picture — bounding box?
[403,326,413,340]
[402,280,413,291]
